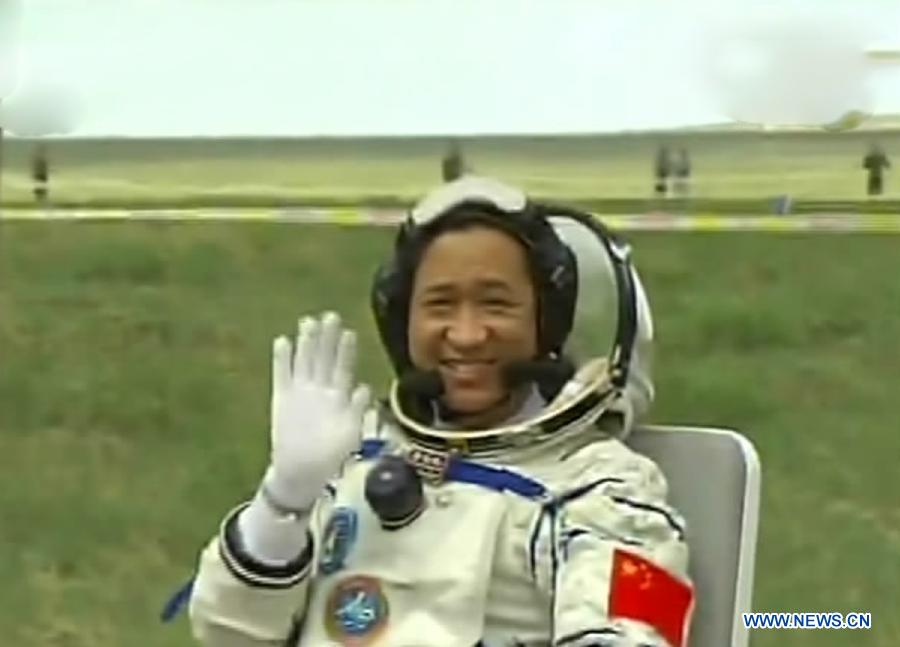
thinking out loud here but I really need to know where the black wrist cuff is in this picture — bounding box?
[218,503,314,589]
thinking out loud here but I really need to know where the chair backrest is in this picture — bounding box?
[627,425,761,647]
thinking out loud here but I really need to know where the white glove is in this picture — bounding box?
[264,311,371,513]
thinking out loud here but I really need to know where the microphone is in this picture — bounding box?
[503,357,575,400]
[396,357,576,421]
[399,358,574,396]
[395,369,444,423]
[397,369,444,399]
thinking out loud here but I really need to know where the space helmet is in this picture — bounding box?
[370,176,654,455]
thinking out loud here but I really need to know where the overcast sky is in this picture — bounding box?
[1,0,899,137]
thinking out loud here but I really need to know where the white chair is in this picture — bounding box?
[627,426,761,647]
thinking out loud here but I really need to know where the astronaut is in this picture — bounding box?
[183,177,694,646]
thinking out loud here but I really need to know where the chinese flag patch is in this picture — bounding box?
[608,548,694,647]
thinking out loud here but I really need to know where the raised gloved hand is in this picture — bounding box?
[263,311,371,514]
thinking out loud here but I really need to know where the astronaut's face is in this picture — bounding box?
[408,225,538,428]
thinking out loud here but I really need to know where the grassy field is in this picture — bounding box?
[2,128,900,209]
[0,221,898,646]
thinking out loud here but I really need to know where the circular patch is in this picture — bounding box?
[324,575,389,646]
[319,507,359,575]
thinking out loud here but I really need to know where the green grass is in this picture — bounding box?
[3,129,900,208]
[0,222,898,646]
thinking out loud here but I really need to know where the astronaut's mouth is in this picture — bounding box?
[439,359,497,380]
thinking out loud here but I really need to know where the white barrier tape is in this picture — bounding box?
[1,208,898,232]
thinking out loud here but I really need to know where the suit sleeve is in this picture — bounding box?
[188,499,329,646]
[533,447,694,647]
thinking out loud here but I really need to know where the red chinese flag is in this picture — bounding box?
[608,548,695,647]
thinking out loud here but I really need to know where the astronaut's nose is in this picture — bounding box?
[444,307,490,349]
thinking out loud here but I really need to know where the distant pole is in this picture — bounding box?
[0,118,4,223]
[0,122,4,212]
[0,118,4,207]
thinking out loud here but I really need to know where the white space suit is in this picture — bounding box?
[189,408,691,647]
